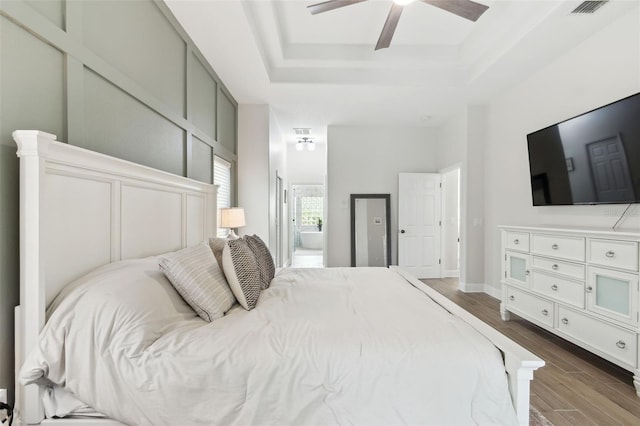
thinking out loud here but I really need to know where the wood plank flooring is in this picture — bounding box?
[421,277,640,426]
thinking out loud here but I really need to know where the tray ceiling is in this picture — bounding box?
[166,0,638,142]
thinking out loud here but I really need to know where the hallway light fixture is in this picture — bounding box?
[296,137,315,152]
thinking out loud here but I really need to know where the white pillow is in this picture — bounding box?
[222,239,261,310]
[208,237,227,270]
[159,243,236,321]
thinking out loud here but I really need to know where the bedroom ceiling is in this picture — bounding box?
[165,0,638,144]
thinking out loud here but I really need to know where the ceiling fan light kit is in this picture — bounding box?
[307,0,489,50]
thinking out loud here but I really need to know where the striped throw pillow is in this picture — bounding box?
[159,243,235,322]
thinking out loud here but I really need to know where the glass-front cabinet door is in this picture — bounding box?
[586,266,638,326]
[505,251,530,288]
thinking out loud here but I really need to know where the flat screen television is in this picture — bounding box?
[527,92,640,206]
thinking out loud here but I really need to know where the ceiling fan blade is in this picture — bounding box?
[307,0,368,15]
[375,4,403,51]
[420,0,489,21]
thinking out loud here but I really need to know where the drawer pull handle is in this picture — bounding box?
[616,340,626,349]
[586,286,593,293]
[552,244,559,250]
[541,309,549,316]
[509,295,515,301]
[605,250,615,258]
[514,239,520,245]
[551,285,558,291]
[561,318,569,325]
[552,264,559,270]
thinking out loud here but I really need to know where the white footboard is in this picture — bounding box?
[391,267,545,426]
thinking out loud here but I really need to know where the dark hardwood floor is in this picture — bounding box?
[421,277,640,426]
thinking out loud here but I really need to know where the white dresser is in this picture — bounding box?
[499,225,640,396]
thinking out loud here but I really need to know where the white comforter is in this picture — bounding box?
[21,259,518,425]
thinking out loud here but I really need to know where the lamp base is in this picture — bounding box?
[228,229,240,240]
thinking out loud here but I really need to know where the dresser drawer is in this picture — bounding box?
[557,306,637,367]
[505,231,530,252]
[506,286,553,327]
[531,234,585,262]
[531,256,585,280]
[589,239,638,272]
[531,271,584,309]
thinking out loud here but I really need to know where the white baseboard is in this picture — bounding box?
[458,281,485,293]
[483,285,501,299]
[458,281,502,299]
[442,269,459,278]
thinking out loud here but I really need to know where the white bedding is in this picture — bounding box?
[21,259,518,425]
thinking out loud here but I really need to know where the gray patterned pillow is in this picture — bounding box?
[245,235,275,289]
[208,237,227,270]
[222,239,261,310]
[159,243,235,322]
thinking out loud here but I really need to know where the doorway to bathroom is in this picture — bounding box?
[290,184,324,267]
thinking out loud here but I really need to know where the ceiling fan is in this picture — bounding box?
[307,0,489,50]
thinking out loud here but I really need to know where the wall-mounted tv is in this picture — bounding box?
[527,92,640,206]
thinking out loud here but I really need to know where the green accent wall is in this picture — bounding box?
[0,0,237,404]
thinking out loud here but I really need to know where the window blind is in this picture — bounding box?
[214,156,231,237]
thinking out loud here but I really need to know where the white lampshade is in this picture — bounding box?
[219,208,246,239]
[307,141,316,151]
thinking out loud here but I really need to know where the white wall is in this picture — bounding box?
[441,167,459,277]
[437,111,466,170]
[483,11,640,293]
[464,106,488,290]
[238,104,270,240]
[327,125,438,266]
[436,107,487,290]
[238,105,290,265]
[287,141,326,184]
[269,113,289,266]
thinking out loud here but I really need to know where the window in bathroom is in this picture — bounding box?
[300,196,323,226]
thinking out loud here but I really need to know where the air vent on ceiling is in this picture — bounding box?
[294,128,311,136]
[571,0,608,14]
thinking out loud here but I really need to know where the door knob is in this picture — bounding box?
[400,230,406,234]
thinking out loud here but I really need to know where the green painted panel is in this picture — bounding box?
[190,54,216,138]
[83,0,186,116]
[0,16,65,144]
[0,145,19,405]
[218,90,236,153]
[82,68,185,176]
[0,13,65,406]
[191,136,213,184]
[25,0,65,29]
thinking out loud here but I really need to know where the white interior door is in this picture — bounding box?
[398,173,442,278]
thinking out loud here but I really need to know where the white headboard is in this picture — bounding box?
[13,130,217,424]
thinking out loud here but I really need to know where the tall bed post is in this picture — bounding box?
[14,130,55,424]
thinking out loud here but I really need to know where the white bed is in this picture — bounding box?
[12,130,544,425]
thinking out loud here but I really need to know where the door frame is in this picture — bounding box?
[289,183,325,264]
